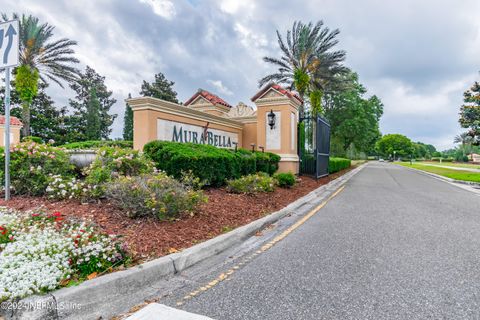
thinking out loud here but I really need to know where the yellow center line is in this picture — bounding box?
[176,185,346,306]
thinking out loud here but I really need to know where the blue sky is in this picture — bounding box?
[3,0,480,150]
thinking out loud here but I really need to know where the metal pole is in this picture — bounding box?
[4,67,10,201]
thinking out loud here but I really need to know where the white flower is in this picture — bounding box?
[0,207,123,302]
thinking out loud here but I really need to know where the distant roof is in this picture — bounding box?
[184,89,232,108]
[251,83,303,104]
[0,116,22,126]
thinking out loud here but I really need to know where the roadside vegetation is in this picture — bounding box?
[398,163,480,183]
[0,207,129,302]
[421,162,479,169]
[0,139,354,302]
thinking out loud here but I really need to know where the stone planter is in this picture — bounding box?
[67,149,97,169]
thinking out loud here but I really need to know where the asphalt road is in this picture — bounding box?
[167,162,480,319]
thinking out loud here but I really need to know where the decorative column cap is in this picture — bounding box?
[251,82,303,106]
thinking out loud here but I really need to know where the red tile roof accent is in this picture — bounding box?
[0,116,22,126]
[251,82,303,104]
[184,89,232,108]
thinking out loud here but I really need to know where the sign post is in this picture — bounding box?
[0,20,19,201]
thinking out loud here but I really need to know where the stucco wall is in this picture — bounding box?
[129,97,244,151]
[0,126,22,147]
[241,122,257,150]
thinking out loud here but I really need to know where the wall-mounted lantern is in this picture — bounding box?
[267,110,276,130]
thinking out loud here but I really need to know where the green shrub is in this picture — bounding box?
[226,173,276,194]
[234,148,258,176]
[274,172,296,188]
[21,136,43,144]
[61,140,133,150]
[254,151,281,175]
[328,157,351,173]
[143,141,281,186]
[105,172,207,220]
[0,142,75,195]
[84,147,155,197]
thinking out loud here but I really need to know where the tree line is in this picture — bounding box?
[0,13,182,145]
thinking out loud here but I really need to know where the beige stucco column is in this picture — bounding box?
[252,84,301,174]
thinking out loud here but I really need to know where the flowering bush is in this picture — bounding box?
[226,173,276,194]
[45,174,96,200]
[105,172,207,220]
[0,208,129,302]
[84,147,155,197]
[0,142,75,195]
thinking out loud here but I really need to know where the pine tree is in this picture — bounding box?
[459,81,480,144]
[123,93,133,141]
[69,66,117,139]
[140,72,179,103]
[85,88,101,140]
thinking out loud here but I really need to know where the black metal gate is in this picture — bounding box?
[298,112,331,178]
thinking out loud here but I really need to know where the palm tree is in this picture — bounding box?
[259,20,348,115]
[454,132,473,156]
[1,13,80,136]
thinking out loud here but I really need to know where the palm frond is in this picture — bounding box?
[1,12,80,87]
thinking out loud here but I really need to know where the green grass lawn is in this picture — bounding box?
[419,161,480,169]
[398,163,480,183]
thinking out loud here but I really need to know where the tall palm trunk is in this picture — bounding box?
[21,102,30,137]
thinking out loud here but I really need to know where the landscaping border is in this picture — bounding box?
[1,163,367,320]
[397,163,480,187]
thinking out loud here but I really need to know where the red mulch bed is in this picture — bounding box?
[0,168,353,262]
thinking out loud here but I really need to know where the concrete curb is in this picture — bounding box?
[1,163,367,320]
[397,164,480,187]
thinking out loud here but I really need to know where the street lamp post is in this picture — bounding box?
[393,150,396,162]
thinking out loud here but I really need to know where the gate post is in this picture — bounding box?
[251,83,302,174]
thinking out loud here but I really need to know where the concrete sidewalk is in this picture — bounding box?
[126,304,213,320]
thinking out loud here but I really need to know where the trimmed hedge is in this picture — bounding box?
[328,157,351,173]
[143,141,280,186]
[61,140,133,150]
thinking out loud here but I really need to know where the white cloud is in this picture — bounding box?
[207,80,233,96]
[369,78,467,117]
[138,0,176,19]
[3,0,480,150]
[219,0,256,15]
